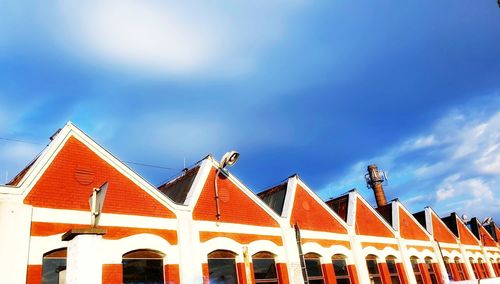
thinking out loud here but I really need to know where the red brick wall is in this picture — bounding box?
[355,197,394,237]
[26,265,42,284]
[24,137,175,218]
[399,207,429,241]
[236,262,248,284]
[461,263,470,280]
[102,264,122,284]
[418,263,432,284]
[321,263,335,284]
[276,263,290,284]
[193,168,279,227]
[290,185,347,234]
[165,264,180,284]
[30,221,178,244]
[449,263,460,280]
[431,214,457,244]
[456,220,480,245]
[202,263,209,284]
[479,226,497,247]
[396,263,409,284]
[431,263,444,284]
[347,265,360,284]
[378,263,392,284]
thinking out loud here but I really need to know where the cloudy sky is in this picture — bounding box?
[1,1,499,221]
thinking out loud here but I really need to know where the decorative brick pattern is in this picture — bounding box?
[290,185,347,233]
[355,197,394,237]
[193,168,279,227]
[456,220,480,246]
[24,137,175,218]
[399,207,429,241]
[431,214,457,243]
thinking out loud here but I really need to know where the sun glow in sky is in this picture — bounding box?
[1,1,499,220]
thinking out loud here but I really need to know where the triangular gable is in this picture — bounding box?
[430,210,458,244]
[398,203,430,241]
[289,178,347,234]
[23,125,176,218]
[456,216,480,246]
[479,225,497,247]
[192,162,280,227]
[354,193,395,237]
[478,224,497,247]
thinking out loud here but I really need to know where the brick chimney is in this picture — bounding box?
[366,164,387,207]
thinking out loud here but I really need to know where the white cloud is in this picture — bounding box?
[320,103,500,220]
[45,1,304,77]
[402,135,437,151]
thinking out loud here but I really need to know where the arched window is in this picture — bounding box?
[424,257,438,284]
[470,257,479,279]
[252,252,278,284]
[492,258,500,277]
[304,253,325,284]
[478,258,488,278]
[208,250,238,284]
[332,254,350,284]
[410,256,423,284]
[454,257,466,280]
[443,257,452,280]
[385,256,401,284]
[42,248,67,284]
[365,255,382,284]
[122,249,165,284]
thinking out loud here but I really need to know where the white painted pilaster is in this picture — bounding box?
[0,202,32,284]
[66,234,103,284]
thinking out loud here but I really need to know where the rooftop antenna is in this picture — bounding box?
[482,217,493,225]
[89,181,108,227]
[214,151,240,222]
[461,214,469,222]
[365,164,389,207]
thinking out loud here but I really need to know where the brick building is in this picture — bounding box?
[0,122,499,283]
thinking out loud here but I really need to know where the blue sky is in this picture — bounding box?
[0,1,499,221]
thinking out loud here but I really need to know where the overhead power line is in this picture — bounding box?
[0,136,45,145]
[122,161,178,171]
[0,135,178,171]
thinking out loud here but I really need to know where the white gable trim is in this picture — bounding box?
[428,208,459,243]
[187,157,283,224]
[346,191,357,226]
[354,192,397,236]
[397,201,432,240]
[281,176,297,219]
[295,178,349,231]
[455,215,481,245]
[391,201,399,232]
[184,158,212,208]
[13,122,180,214]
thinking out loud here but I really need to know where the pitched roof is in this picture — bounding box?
[325,193,351,223]
[157,166,200,204]
[257,181,288,216]
[376,202,393,226]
